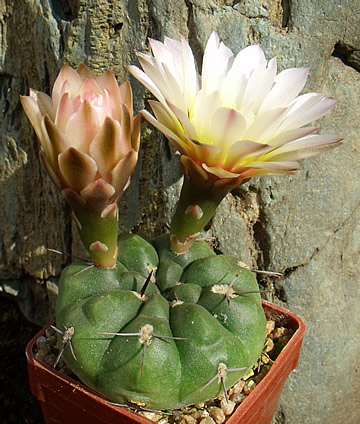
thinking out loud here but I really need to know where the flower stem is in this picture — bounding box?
[170,176,227,253]
[72,203,119,268]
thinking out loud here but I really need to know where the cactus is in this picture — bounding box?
[55,233,266,410]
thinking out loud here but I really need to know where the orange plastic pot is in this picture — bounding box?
[26,300,305,424]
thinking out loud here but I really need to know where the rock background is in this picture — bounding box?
[0,0,359,423]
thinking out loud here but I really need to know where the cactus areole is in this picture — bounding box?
[55,233,266,410]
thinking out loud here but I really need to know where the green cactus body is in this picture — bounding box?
[55,234,266,410]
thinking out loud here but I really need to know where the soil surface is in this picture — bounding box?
[0,295,44,424]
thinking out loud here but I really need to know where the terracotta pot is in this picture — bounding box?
[26,300,305,424]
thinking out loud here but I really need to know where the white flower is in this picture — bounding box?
[128,32,341,181]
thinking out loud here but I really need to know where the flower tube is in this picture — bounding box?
[128,32,341,252]
[21,64,140,267]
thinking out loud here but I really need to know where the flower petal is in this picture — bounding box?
[269,127,318,147]
[279,93,338,130]
[31,90,55,120]
[202,32,234,94]
[126,64,166,104]
[39,151,62,188]
[89,116,123,180]
[166,101,198,140]
[140,109,189,155]
[97,71,123,118]
[131,113,141,152]
[149,100,182,135]
[263,134,342,161]
[20,95,43,139]
[211,107,247,148]
[52,64,82,107]
[202,163,240,179]
[76,63,96,81]
[43,114,70,160]
[243,108,287,142]
[58,147,98,191]
[80,178,115,208]
[78,78,103,98]
[64,100,101,152]
[119,80,133,116]
[55,92,75,132]
[225,140,271,170]
[243,160,300,171]
[110,149,138,200]
[184,136,223,167]
[258,67,310,113]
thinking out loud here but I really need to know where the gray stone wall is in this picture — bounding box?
[0,0,359,423]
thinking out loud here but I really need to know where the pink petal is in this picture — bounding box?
[32,90,55,120]
[39,151,62,188]
[55,93,75,132]
[192,90,223,142]
[52,64,82,108]
[161,62,187,111]
[89,117,123,181]
[180,155,209,181]
[225,140,272,170]
[76,64,96,81]
[43,115,70,159]
[119,80,133,116]
[241,57,278,113]
[119,104,132,153]
[184,136,223,167]
[64,100,101,152]
[131,114,141,152]
[20,95,43,141]
[110,149,138,200]
[136,52,174,101]
[58,147,98,191]
[149,38,178,75]
[96,70,123,117]
[78,78,103,97]
[80,178,115,208]
[230,44,267,78]
[202,163,240,179]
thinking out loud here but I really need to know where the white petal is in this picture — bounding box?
[211,107,247,147]
[243,108,287,142]
[192,90,223,143]
[166,102,198,140]
[268,127,318,147]
[140,110,189,155]
[127,65,166,104]
[245,160,300,171]
[279,93,338,130]
[202,32,234,94]
[264,134,342,161]
[258,67,310,113]
[225,140,271,170]
[230,44,266,78]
